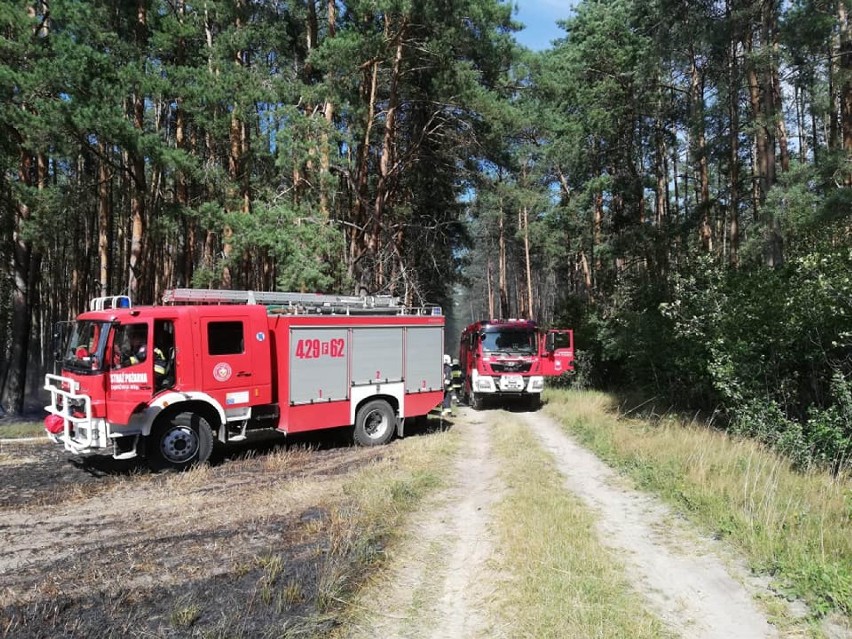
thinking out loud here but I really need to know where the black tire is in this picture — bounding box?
[147,411,214,471]
[353,400,395,446]
[471,392,485,411]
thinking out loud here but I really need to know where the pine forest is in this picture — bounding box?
[1,0,851,470]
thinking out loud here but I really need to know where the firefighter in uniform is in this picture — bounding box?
[118,327,168,387]
[442,354,453,415]
[121,327,148,366]
[451,358,463,407]
[153,346,169,388]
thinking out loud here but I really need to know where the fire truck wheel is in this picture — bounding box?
[148,411,214,471]
[353,400,395,446]
[471,392,485,411]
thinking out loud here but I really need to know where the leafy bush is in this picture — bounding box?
[572,242,852,472]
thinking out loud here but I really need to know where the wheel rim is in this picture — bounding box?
[160,425,199,464]
[363,408,390,440]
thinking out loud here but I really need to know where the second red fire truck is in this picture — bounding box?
[459,318,574,410]
[44,289,446,470]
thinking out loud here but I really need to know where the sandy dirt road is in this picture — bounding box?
[345,407,834,639]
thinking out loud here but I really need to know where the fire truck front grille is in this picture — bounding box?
[490,361,532,373]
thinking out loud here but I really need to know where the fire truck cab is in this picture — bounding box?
[44,290,445,470]
[459,318,573,410]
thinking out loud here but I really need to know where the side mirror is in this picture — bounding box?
[53,332,63,362]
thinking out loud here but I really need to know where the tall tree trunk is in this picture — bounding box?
[811,78,820,163]
[521,204,533,319]
[175,0,193,287]
[579,251,592,300]
[486,258,495,319]
[498,199,509,318]
[770,10,789,174]
[128,101,146,299]
[319,0,337,218]
[654,119,668,227]
[128,0,148,300]
[3,0,47,412]
[829,19,840,151]
[223,0,251,288]
[745,26,775,210]
[795,85,806,164]
[176,104,193,286]
[371,16,406,293]
[98,142,111,293]
[350,59,378,290]
[671,111,680,222]
[690,44,712,251]
[839,1,852,174]
[759,2,783,266]
[593,189,603,276]
[202,5,219,278]
[728,3,740,267]
[3,153,35,414]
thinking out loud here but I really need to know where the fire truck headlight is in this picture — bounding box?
[475,377,495,392]
[528,377,544,391]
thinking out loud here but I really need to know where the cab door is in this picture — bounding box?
[107,322,155,425]
[540,329,574,376]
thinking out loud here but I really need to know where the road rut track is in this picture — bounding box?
[340,413,504,639]
[520,410,781,639]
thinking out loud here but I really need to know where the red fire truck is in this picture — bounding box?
[44,289,446,470]
[459,318,573,410]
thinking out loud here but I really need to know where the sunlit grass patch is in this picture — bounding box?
[0,420,45,439]
[169,599,202,629]
[490,412,671,639]
[544,388,852,625]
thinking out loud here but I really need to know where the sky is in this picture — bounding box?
[512,0,573,51]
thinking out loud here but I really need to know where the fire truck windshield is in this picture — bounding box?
[62,321,111,373]
[481,329,537,354]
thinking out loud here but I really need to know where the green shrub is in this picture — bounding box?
[567,243,852,472]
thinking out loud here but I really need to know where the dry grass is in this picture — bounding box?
[544,389,852,626]
[0,420,45,439]
[489,412,672,639]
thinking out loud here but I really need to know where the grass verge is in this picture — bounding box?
[490,412,672,639]
[544,388,852,627]
[0,420,45,438]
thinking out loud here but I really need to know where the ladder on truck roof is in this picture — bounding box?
[162,288,442,316]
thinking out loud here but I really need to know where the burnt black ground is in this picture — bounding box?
[0,419,445,639]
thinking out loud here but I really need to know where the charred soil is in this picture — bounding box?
[0,427,415,639]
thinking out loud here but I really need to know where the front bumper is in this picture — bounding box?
[471,371,544,395]
[43,374,131,456]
